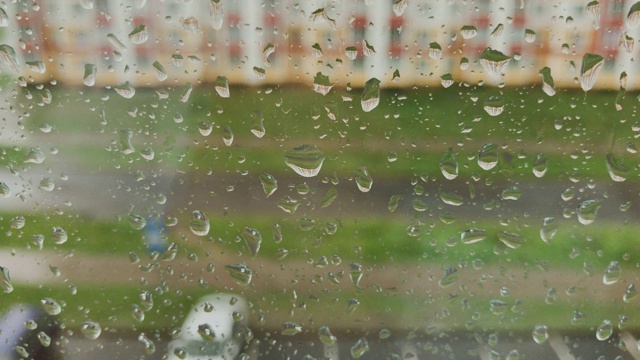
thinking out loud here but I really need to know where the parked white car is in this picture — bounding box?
[166,294,249,360]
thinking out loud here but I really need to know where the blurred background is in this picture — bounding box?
[1,0,640,359]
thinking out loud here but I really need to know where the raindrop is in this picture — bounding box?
[0,8,8,27]
[41,298,61,315]
[596,320,613,341]
[198,122,213,136]
[428,42,442,59]
[479,48,510,78]
[190,211,210,236]
[438,267,458,288]
[577,199,601,225]
[320,187,337,208]
[83,64,96,86]
[262,43,275,65]
[580,53,604,92]
[350,263,363,289]
[277,196,300,214]
[0,266,13,293]
[24,147,46,164]
[460,57,469,70]
[345,46,358,60]
[222,126,234,146]
[379,329,391,340]
[392,69,400,82]
[627,2,640,28]
[354,167,373,192]
[461,228,487,244]
[0,182,10,197]
[524,29,536,43]
[532,325,548,344]
[128,213,146,230]
[587,1,601,30]
[460,25,478,39]
[128,24,148,44]
[173,347,187,359]
[501,186,521,201]
[478,144,498,170]
[210,0,224,30]
[393,0,408,16]
[272,223,282,243]
[319,326,337,345]
[311,43,323,58]
[0,44,20,72]
[152,61,167,81]
[180,82,193,102]
[241,227,262,256]
[106,33,126,51]
[52,227,67,245]
[440,192,464,206]
[483,96,504,116]
[498,231,523,249]
[81,321,102,340]
[250,110,265,138]
[440,73,454,88]
[363,40,376,57]
[11,216,25,229]
[489,300,508,315]
[138,333,156,354]
[490,23,504,38]
[114,81,135,99]
[606,153,629,182]
[140,147,154,161]
[140,291,153,311]
[259,173,278,197]
[346,298,360,314]
[198,323,216,341]
[38,332,51,347]
[540,217,557,244]
[603,261,621,285]
[538,67,555,96]
[351,337,370,359]
[284,145,325,177]
[215,76,230,98]
[388,195,403,212]
[313,72,333,96]
[532,153,548,177]
[361,78,380,112]
[624,284,637,302]
[282,322,302,336]
[225,264,253,286]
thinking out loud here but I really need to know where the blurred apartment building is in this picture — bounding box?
[5,0,637,89]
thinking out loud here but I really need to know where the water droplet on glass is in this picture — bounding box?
[128,24,148,44]
[284,145,325,177]
[580,53,604,92]
[210,0,224,30]
[272,223,282,243]
[490,23,504,38]
[498,231,523,249]
[152,61,167,81]
[11,216,25,230]
[320,187,337,208]
[250,110,265,138]
[173,347,187,359]
[532,325,548,344]
[461,228,487,244]
[259,173,278,197]
[276,196,299,214]
[393,0,408,16]
[540,217,557,244]
[388,195,403,212]
[440,192,464,206]
[37,331,51,347]
[0,8,8,27]
[624,284,637,302]
[354,167,373,192]
[596,319,613,341]
[351,337,369,359]
[313,72,333,96]
[440,73,454,88]
[524,28,536,43]
[350,263,363,289]
[379,329,391,340]
[41,298,61,315]
[225,263,253,286]
[0,182,10,198]
[180,82,193,102]
[577,199,601,225]
[114,81,135,99]
[345,46,358,60]
[587,1,601,29]
[428,42,442,59]
[197,121,213,136]
[24,147,46,164]
[214,76,230,98]
[460,57,469,70]
[318,326,336,345]
[83,63,96,86]
[606,153,628,182]
[603,261,621,285]
[0,266,13,293]
[532,153,548,177]
[190,210,210,236]
[361,78,380,112]
[501,186,521,201]
[484,96,504,116]
[627,2,640,28]
[460,25,478,39]
[198,323,216,341]
[52,227,67,245]
[281,322,302,336]
[138,333,156,354]
[222,126,234,146]
[538,67,555,96]
[0,44,20,72]
[479,47,511,78]
[241,227,262,256]
[346,298,360,314]
[489,299,508,315]
[438,267,458,288]
[81,321,102,340]
[478,144,498,170]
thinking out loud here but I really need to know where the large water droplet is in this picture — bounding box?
[313,72,333,96]
[478,144,498,170]
[388,195,403,212]
[128,213,146,230]
[440,192,464,206]
[259,173,277,197]
[250,110,265,138]
[320,187,337,208]
[489,299,508,315]
[532,153,548,177]
[114,81,135,99]
[37,331,51,347]
[198,122,213,136]
[284,145,325,177]
[393,0,408,16]
[180,82,193,102]
[0,8,8,27]
[606,153,629,182]
[596,319,613,341]
[0,182,10,198]
[624,284,637,302]
[532,325,548,344]
[25,60,45,74]
[319,326,336,345]
[0,44,20,72]
[350,263,363,289]
[345,46,358,60]
[41,298,61,315]
[24,147,46,164]
[152,61,167,81]
[501,186,521,201]
[460,25,478,39]
[580,53,604,92]
[587,1,601,30]
[361,78,380,112]
[81,321,102,340]
[241,227,262,256]
[225,263,253,286]
[577,199,601,225]
[210,0,224,30]
[440,148,458,180]
[198,323,216,341]
[498,231,523,249]
[438,267,458,288]
[83,64,96,86]
[106,33,126,51]
[272,223,282,243]
[428,42,442,59]
[603,261,621,285]
[484,96,504,116]
[128,24,148,44]
[627,2,640,28]
[540,217,557,244]
[52,227,67,245]
[222,126,234,146]
[140,290,153,311]
[0,266,13,293]
[281,322,302,336]
[351,337,369,359]
[277,196,300,214]
[190,210,210,236]
[215,76,230,98]
[138,333,156,354]
[461,228,487,244]
[479,48,511,78]
[354,167,373,192]
[539,67,555,96]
